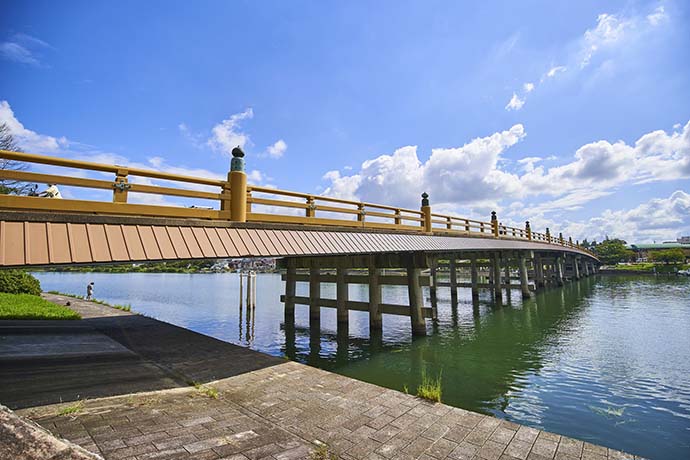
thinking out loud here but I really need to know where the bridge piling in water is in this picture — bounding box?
[518,253,532,299]
[368,258,383,333]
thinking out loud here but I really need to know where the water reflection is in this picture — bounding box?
[33,272,690,459]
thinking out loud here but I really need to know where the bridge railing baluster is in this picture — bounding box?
[0,149,594,258]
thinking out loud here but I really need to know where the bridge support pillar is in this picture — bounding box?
[336,265,348,330]
[429,261,438,309]
[449,257,458,304]
[407,266,427,336]
[573,256,581,280]
[534,254,545,289]
[284,261,296,321]
[555,257,564,286]
[583,261,590,277]
[504,263,511,289]
[492,252,502,302]
[309,265,320,324]
[368,259,382,333]
[470,255,479,300]
[518,254,532,299]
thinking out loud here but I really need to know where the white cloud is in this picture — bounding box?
[324,124,526,209]
[0,100,67,152]
[505,93,525,111]
[0,33,51,66]
[178,123,205,148]
[322,121,690,238]
[265,139,287,158]
[567,190,690,243]
[545,65,567,78]
[647,6,667,27]
[506,5,667,111]
[207,108,254,156]
[580,13,632,68]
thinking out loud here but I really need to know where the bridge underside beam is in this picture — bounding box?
[0,212,598,268]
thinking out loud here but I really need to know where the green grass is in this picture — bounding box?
[47,291,133,312]
[416,370,443,403]
[0,293,81,320]
[309,443,338,460]
[56,401,84,416]
[189,381,219,399]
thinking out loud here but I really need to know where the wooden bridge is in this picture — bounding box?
[0,149,599,335]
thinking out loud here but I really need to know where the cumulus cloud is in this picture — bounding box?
[557,191,690,243]
[324,124,526,209]
[265,139,287,158]
[0,100,67,152]
[523,82,535,93]
[323,121,690,233]
[207,108,254,155]
[505,93,525,111]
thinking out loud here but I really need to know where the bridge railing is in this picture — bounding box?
[0,149,595,257]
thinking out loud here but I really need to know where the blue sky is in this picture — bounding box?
[1,0,689,242]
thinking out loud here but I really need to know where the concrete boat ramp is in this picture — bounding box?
[0,294,642,460]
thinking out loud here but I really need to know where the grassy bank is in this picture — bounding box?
[46,291,132,312]
[603,263,689,273]
[0,293,81,320]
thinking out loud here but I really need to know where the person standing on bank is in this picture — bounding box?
[86,282,94,300]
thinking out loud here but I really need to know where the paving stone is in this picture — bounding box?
[10,299,634,460]
[530,438,558,459]
[504,439,533,460]
[557,438,584,458]
[477,440,507,460]
[425,438,458,459]
[489,427,516,445]
[448,440,479,460]
[422,423,450,441]
[465,427,495,446]
[443,425,471,444]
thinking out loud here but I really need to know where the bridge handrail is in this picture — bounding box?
[0,149,596,257]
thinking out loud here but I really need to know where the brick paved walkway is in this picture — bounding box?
[4,296,642,460]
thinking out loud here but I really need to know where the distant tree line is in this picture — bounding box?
[579,236,686,265]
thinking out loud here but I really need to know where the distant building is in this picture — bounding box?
[678,236,690,244]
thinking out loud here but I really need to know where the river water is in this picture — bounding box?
[33,272,690,459]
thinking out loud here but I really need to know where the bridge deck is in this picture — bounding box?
[0,213,595,267]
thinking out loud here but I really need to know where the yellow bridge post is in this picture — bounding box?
[525,221,532,241]
[421,193,432,232]
[491,211,499,237]
[230,147,247,222]
[112,169,129,203]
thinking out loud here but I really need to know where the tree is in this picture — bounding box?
[0,123,30,195]
[650,248,686,264]
[594,238,635,265]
